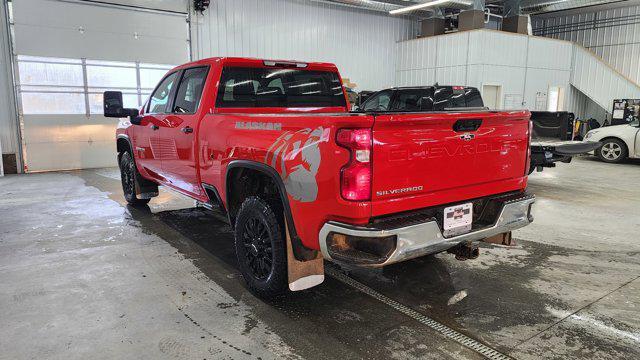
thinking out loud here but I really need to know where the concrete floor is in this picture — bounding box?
[0,156,639,359]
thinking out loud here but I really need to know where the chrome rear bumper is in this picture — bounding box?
[319,194,535,267]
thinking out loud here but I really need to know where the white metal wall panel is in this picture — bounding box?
[436,32,468,68]
[89,0,188,13]
[526,37,572,70]
[396,37,437,71]
[533,4,640,84]
[482,65,528,100]
[571,45,640,112]
[396,68,436,87]
[568,85,609,121]
[524,68,571,110]
[435,65,467,86]
[470,30,527,67]
[465,64,484,89]
[13,0,188,64]
[191,0,417,91]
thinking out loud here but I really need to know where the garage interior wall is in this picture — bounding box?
[0,0,18,175]
[11,0,190,172]
[532,1,640,86]
[395,30,572,112]
[568,85,610,121]
[190,0,418,91]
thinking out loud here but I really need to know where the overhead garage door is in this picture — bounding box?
[12,0,190,172]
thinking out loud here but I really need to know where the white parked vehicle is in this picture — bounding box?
[584,120,640,163]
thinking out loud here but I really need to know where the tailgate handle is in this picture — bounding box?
[453,119,482,132]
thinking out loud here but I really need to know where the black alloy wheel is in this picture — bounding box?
[234,196,287,298]
[241,216,273,280]
[119,151,150,206]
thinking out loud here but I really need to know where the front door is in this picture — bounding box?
[133,71,179,181]
[159,66,209,198]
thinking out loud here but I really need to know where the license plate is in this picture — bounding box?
[443,202,473,237]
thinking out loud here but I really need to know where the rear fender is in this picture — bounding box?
[225,160,317,261]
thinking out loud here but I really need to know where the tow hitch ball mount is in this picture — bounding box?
[448,232,514,261]
[448,242,479,261]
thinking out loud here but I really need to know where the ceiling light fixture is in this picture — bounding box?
[389,0,471,15]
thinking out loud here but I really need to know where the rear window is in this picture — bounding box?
[432,87,484,110]
[368,87,484,112]
[216,67,346,108]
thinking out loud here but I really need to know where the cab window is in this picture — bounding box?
[172,67,209,114]
[390,88,434,111]
[433,87,484,110]
[148,72,178,114]
[362,90,392,111]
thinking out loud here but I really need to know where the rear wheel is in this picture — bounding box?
[119,151,151,206]
[597,139,627,163]
[234,196,288,298]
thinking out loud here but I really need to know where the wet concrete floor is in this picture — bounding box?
[0,156,638,359]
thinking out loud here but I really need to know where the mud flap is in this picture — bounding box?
[285,221,324,291]
[135,174,158,199]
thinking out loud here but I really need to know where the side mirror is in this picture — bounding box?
[103,91,140,121]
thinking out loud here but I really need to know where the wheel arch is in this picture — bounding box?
[116,135,133,163]
[599,136,629,150]
[225,160,316,260]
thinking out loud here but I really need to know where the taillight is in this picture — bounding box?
[336,128,372,201]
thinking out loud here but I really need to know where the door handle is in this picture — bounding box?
[151,124,159,130]
[181,126,194,134]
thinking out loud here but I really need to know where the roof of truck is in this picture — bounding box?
[170,57,340,72]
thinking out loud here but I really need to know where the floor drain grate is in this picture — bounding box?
[326,267,513,360]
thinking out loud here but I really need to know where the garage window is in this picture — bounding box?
[17,55,175,115]
[18,56,85,114]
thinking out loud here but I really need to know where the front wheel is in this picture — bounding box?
[119,151,151,206]
[596,139,627,163]
[234,196,288,298]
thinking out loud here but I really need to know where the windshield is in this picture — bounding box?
[216,67,346,108]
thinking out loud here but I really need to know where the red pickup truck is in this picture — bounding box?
[104,57,535,298]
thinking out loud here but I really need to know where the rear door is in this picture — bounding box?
[134,71,179,180]
[160,66,209,197]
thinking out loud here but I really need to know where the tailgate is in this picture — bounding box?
[371,111,530,216]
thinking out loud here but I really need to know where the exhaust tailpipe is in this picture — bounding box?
[448,242,479,261]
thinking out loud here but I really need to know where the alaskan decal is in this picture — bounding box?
[235,121,282,131]
[265,127,330,203]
